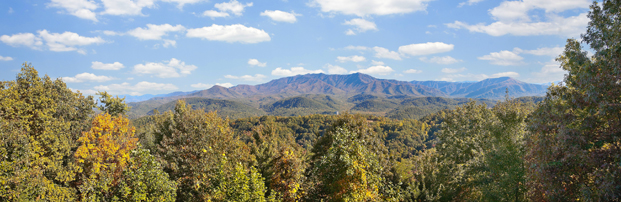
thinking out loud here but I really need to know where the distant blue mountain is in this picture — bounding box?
[411,77,548,99]
[121,90,199,103]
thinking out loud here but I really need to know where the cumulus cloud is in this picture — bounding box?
[37,30,105,53]
[203,0,252,18]
[309,0,434,16]
[224,74,266,82]
[261,10,300,23]
[127,24,185,40]
[0,55,14,61]
[337,55,366,63]
[526,60,567,83]
[161,0,206,10]
[441,67,467,73]
[491,71,520,78]
[92,61,125,70]
[344,45,369,51]
[186,24,271,43]
[100,0,156,16]
[133,58,197,78]
[271,67,324,76]
[323,64,348,74]
[371,60,384,65]
[102,30,124,36]
[0,33,44,50]
[419,56,461,64]
[398,42,454,56]
[514,46,564,57]
[458,0,484,7]
[373,46,401,60]
[191,83,213,89]
[351,65,393,75]
[93,81,178,96]
[62,72,115,83]
[478,50,525,66]
[404,69,422,74]
[48,0,99,22]
[248,59,266,67]
[343,18,377,35]
[447,0,590,37]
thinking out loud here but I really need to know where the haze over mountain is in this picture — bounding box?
[411,77,549,100]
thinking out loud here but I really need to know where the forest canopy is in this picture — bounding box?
[1,0,621,201]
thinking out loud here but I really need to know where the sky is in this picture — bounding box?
[0,0,594,96]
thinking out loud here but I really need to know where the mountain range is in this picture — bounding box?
[124,73,548,120]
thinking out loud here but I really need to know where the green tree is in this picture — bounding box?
[526,0,621,200]
[433,99,530,201]
[115,147,177,202]
[0,63,96,201]
[152,100,251,201]
[211,154,269,202]
[96,91,131,117]
[308,114,383,201]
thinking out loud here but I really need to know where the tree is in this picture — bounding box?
[433,99,530,201]
[308,114,383,201]
[115,147,177,202]
[269,147,304,202]
[211,154,269,202]
[97,91,131,117]
[526,0,621,200]
[0,63,96,201]
[74,113,138,201]
[152,100,252,201]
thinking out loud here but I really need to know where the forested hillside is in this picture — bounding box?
[1,1,621,201]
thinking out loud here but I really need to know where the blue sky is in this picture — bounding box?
[0,0,593,96]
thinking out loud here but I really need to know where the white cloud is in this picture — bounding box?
[224,74,266,82]
[343,18,377,35]
[309,0,434,16]
[102,30,124,36]
[203,10,230,18]
[371,60,384,65]
[458,0,484,7]
[38,30,105,53]
[350,65,393,75]
[162,39,177,48]
[215,0,252,16]
[186,24,271,43]
[8,7,13,14]
[191,83,213,89]
[337,55,366,63]
[248,59,266,67]
[216,83,234,88]
[526,60,567,83]
[272,67,324,76]
[48,0,99,22]
[478,50,524,66]
[100,0,156,16]
[419,56,461,64]
[93,81,178,96]
[323,64,348,74]
[92,61,125,70]
[447,0,590,37]
[491,71,520,78]
[161,0,206,10]
[441,67,467,73]
[127,24,185,40]
[261,10,300,23]
[398,42,454,56]
[0,33,43,50]
[373,46,401,60]
[133,58,197,78]
[404,69,422,74]
[0,55,14,61]
[345,29,356,35]
[344,45,369,51]
[62,72,115,83]
[514,46,564,57]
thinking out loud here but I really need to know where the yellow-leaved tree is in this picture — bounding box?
[74,113,138,200]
